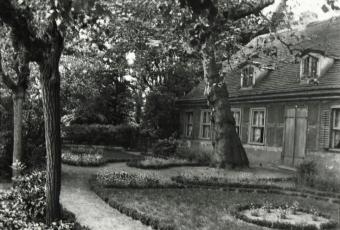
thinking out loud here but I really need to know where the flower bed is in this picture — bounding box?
[234,202,337,230]
[62,150,105,166]
[0,170,89,230]
[96,169,171,188]
[127,157,204,169]
[171,171,295,188]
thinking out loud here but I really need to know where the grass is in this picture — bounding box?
[92,182,340,230]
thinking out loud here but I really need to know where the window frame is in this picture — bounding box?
[301,55,319,79]
[231,108,242,137]
[199,109,212,140]
[184,111,193,138]
[248,107,266,145]
[241,65,255,88]
[331,106,340,149]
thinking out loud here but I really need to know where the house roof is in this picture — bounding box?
[178,17,340,103]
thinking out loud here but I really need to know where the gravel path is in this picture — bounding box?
[61,164,151,230]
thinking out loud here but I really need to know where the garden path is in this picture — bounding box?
[61,164,152,230]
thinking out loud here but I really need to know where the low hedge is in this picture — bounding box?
[90,179,175,230]
[233,204,337,230]
[126,157,205,170]
[62,124,139,148]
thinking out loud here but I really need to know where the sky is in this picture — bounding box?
[264,0,340,21]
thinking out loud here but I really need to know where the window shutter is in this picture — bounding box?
[320,110,331,149]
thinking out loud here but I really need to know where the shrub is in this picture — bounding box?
[62,150,105,166]
[62,124,139,148]
[296,159,340,192]
[0,170,87,229]
[296,161,317,185]
[175,145,212,164]
[127,157,202,169]
[96,169,162,188]
[0,131,13,180]
[152,138,178,158]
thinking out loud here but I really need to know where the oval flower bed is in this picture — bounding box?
[62,150,105,166]
[235,202,337,230]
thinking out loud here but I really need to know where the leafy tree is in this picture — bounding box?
[0,0,72,223]
[174,0,292,167]
[0,25,30,177]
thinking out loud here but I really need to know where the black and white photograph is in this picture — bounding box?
[0,0,340,229]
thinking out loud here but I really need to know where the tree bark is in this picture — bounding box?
[202,40,249,168]
[38,24,63,224]
[12,87,24,177]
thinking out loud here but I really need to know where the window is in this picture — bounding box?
[200,110,211,139]
[332,108,340,149]
[302,55,318,78]
[241,65,255,88]
[231,108,241,136]
[185,112,193,137]
[249,108,266,144]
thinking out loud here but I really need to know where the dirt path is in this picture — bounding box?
[61,164,151,230]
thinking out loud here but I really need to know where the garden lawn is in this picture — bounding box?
[93,186,340,230]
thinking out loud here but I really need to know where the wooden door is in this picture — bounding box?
[283,107,308,165]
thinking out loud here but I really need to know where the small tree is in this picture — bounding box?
[0,26,30,177]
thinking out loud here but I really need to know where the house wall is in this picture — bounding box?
[178,98,340,167]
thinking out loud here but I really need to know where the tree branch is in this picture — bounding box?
[224,0,274,21]
[0,53,17,92]
[0,0,46,62]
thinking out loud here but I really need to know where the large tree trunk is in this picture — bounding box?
[201,40,249,168]
[12,87,24,177]
[39,25,63,224]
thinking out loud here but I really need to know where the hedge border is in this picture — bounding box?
[91,178,339,230]
[126,159,207,170]
[90,178,175,230]
[232,204,337,230]
[171,176,340,204]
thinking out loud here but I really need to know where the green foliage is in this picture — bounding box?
[62,124,139,148]
[62,150,105,166]
[0,170,88,229]
[60,56,134,125]
[297,160,318,185]
[127,157,200,169]
[175,145,212,164]
[0,131,13,180]
[296,159,340,192]
[152,138,178,158]
[96,170,161,188]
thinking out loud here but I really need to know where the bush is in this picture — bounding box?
[62,124,139,148]
[152,138,178,158]
[0,131,13,180]
[296,159,340,192]
[296,161,317,185]
[62,149,105,166]
[175,145,212,164]
[0,170,87,229]
[96,169,162,188]
[127,157,202,169]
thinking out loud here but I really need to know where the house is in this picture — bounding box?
[177,17,340,167]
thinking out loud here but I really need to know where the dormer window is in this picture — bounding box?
[302,55,318,78]
[241,65,255,88]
